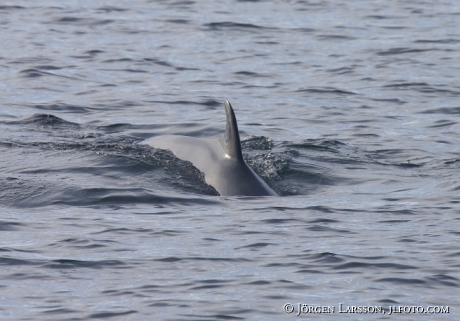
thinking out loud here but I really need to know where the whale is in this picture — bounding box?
[141,100,278,196]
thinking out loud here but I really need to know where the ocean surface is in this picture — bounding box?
[1,0,459,320]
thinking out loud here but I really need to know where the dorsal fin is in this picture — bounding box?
[223,100,243,160]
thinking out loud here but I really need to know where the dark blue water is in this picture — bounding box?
[1,1,459,320]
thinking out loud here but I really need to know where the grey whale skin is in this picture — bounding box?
[141,101,278,196]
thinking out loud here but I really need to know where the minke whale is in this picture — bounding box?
[141,100,278,197]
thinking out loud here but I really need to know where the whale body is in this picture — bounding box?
[141,100,278,196]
